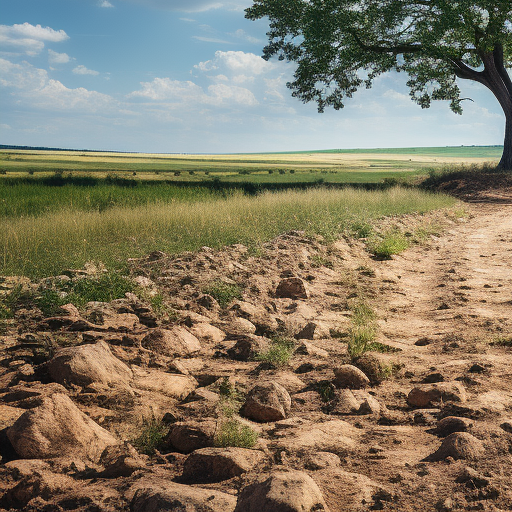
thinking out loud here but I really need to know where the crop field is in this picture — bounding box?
[0,146,486,277]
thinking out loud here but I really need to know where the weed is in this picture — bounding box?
[131,415,169,455]
[310,254,334,269]
[203,280,242,308]
[350,299,377,326]
[316,380,336,402]
[356,265,376,277]
[36,289,68,317]
[347,324,377,359]
[490,335,512,347]
[214,419,258,448]
[368,230,410,259]
[366,341,401,353]
[350,221,373,238]
[255,336,295,366]
[0,285,27,319]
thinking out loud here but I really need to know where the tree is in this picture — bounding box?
[246,1,512,170]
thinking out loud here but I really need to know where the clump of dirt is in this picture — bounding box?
[1,198,512,511]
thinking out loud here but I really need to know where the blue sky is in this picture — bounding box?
[0,0,506,153]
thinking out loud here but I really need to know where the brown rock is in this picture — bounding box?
[294,322,317,340]
[182,447,265,483]
[432,416,473,437]
[7,393,118,462]
[132,369,197,400]
[295,340,329,358]
[99,442,147,478]
[234,469,329,512]
[166,419,217,453]
[229,317,258,335]
[189,323,226,343]
[47,341,132,388]
[426,432,485,461]
[227,335,270,361]
[456,466,490,488]
[407,382,466,408]
[130,479,237,512]
[242,381,291,422]
[141,327,201,357]
[333,364,370,389]
[305,451,341,470]
[275,278,309,300]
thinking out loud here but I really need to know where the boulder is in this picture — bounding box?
[47,341,132,388]
[182,447,265,483]
[140,327,201,357]
[130,479,237,512]
[426,432,485,461]
[229,317,258,335]
[99,442,147,478]
[165,419,217,453]
[407,382,466,408]
[189,323,226,343]
[333,365,370,389]
[241,381,291,422]
[234,469,329,512]
[227,335,270,361]
[132,369,197,400]
[275,278,309,300]
[295,340,329,358]
[432,416,473,437]
[7,393,118,462]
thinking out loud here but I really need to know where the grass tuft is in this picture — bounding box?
[131,415,169,455]
[255,336,295,366]
[214,419,258,448]
[203,280,243,308]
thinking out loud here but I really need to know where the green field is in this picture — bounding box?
[0,146,482,278]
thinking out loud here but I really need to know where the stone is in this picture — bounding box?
[242,381,291,422]
[426,432,485,461]
[432,416,473,437]
[47,341,132,388]
[227,335,270,361]
[407,382,466,408]
[229,317,258,335]
[294,322,317,340]
[132,370,197,400]
[275,278,309,300]
[7,393,118,462]
[182,447,265,483]
[500,419,512,433]
[141,327,201,357]
[165,419,217,453]
[333,365,370,389]
[99,442,147,478]
[130,479,236,512]
[413,409,441,426]
[234,469,329,512]
[189,323,226,343]
[353,353,385,385]
[270,371,306,394]
[456,466,490,488]
[330,389,361,414]
[305,451,341,470]
[0,405,27,429]
[295,340,329,358]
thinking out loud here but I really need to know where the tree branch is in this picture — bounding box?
[350,30,423,55]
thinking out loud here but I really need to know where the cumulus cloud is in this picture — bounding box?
[73,65,100,76]
[117,0,250,12]
[100,0,114,7]
[0,58,114,112]
[0,23,68,56]
[48,49,70,65]
[195,51,275,75]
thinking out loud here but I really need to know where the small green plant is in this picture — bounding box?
[366,341,401,353]
[316,380,335,402]
[255,336,295,366]
[490,335,512,347]
[368,230,410,259]
[214,419,258,448]
[36,288,68,317]
[310,255,334,269]
[203,280,243,308]
[347,324,377,359]
[131,415,169,455]
[350,221,373,238]
[0,285,27,319]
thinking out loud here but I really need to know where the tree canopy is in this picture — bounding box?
[246,1,512,169]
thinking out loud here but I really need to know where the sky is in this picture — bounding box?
[0,0,507,153]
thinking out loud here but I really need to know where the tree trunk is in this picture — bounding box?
[498,114,512,171]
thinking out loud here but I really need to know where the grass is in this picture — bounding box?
[203,280,243,308]
[254,336,296,366]
[214,419,259,448]
[346,299,379,359]
[368,230,410,259]
[0,186,455,278]
[131,415,169,455]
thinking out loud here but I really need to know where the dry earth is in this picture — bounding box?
[0,189,511,511]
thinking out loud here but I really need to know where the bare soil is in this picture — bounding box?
[0,183,511,511]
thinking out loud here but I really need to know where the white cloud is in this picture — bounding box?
[73,65,100,76]
[118,0,250,12]
[207,83,257,106]
[231,29,262,44]
[129,77,204,101]
[195,51,275,76]
[192,36,233,44]
[100,0,114,7]
[48,49,70,65]
[0,23,69,56]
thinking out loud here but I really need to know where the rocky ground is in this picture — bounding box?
[1,184,512,511]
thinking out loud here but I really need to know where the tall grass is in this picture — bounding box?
[0,187,455,277]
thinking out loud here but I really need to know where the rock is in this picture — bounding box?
[333,365,370,389]
[294,322,317,340]
[357,394,382,416]
[413,409,441,426]
[189,323,226,343]
[352,353,385,385]
[132,369,197,400]
[228,317,257,335]
[99,442,147,477]
[227,335,270,361]
[130,479,237,512]
[197,294,220,310]
[182,447,265,483]
[275,278,309,300]
[330,389,361,414]
[415,337,432,346]
[85,302,140,331]
[184,387,220,404]
[305,451,341,470]
[140,327,201,357]
[241,381,291,422]
[456,466,490,488]
[426,432,485,461]
[432,416,473,437]
[47,341,133,388]
[270,371,306,394]
[234,469,329,512]
[165,419,217,453]
[295,340,329,358]
[500,419,512,433]
[0,405,26,429]
[7,393,118,462]
[422,372,445,383]
[230,301,279,334]
[407,382,466,408]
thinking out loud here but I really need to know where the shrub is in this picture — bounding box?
[131,415,169,455]
[368,230,410,259]
[347,324,377,359]
[255,336,295,366]
[214,419,258,448]
[203,280,242,308]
